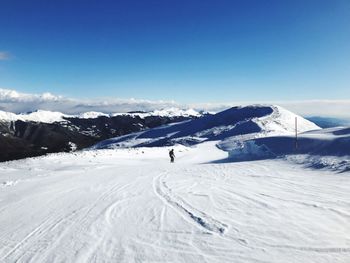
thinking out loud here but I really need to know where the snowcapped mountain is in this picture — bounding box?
[113,108,202,118]
[0,108,202,123]
[0,110,71,123]
[78,111,110,119]
[0,110,19,122]
[93,105,320,149]
[92,105,350,171]
[0,109,198,162]
[18,110,71,123]
[3,104,349,167]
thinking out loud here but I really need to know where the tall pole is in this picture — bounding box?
[295,117,298,150]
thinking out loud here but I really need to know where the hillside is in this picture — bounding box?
[226,127,350,172]
[0,109,198,161]
[92,105,350,172]
[93,105,320,149]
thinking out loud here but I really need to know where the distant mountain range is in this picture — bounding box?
[93,105,320,149]
[0,108,202,162]
[1,106,349,163]
[0,108,202,123]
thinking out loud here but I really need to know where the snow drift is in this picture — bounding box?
[229,127,350,158]
[227,127,350,171]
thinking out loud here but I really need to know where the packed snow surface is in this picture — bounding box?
[1,142,350,263]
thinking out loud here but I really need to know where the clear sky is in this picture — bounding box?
[0,0,349,103]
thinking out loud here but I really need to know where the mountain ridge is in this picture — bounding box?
[0,110,197,162]
[0,108,203,123]
[93,105,320,150]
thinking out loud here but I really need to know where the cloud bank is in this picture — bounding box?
[0,88,350,118]
[0,88,178,114]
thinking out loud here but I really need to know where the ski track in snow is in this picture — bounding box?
[1,144,350,262]
[153,172,228,235]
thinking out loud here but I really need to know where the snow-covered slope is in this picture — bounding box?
[90,105,350,171]
[19,110,71,123]
[0,110,19,122]
[0,110,72,123]
[1,142,349,262]
[78,111,110,119]
[0,108,202,123]
[112,107,201,118]
[255,105,319,134]
[227,127,350,166]
[93,105,320,149]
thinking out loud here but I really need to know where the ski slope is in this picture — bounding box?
[1,143,350,263]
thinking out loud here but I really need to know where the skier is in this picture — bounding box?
[169,149,175,163]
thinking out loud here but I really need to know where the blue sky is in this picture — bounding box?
[0,0,349,103]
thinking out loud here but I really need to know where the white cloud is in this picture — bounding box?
[1,88,350,118]
[0,52,11,60]
[0,88,178,114]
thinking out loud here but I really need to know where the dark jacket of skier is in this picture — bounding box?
[169,149,175,163]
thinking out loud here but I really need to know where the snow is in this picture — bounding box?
[1,142,350,262]
[226,127,350,171]
[148,107,201,117]
[96,104,349,172]
[0,107,201,123]
[1,104,349,262]
[18,110,71,123]
[0,110,19,122]
[254,105,320,135]
[68,142,78,151]
[94,105,320,149]
[0,110,72,123]
[78,111,110,119]
[112,107,201,118]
